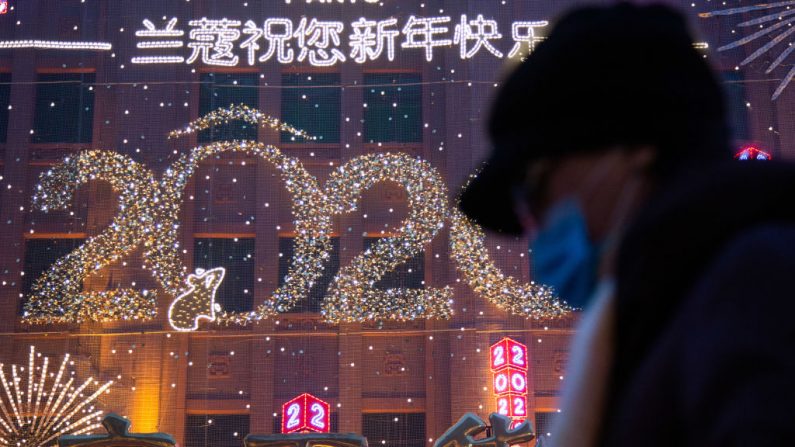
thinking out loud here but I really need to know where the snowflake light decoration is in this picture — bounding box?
[0,346,112,447]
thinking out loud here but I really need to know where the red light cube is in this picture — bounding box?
[493,368,528,395]
[281,393,330,434]
[495,394,528,418]
[0,1,7,15]
[490,337,528,371]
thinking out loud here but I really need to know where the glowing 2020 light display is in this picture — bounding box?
[22,106,571,329]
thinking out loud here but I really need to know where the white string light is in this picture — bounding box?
[0,40,111,50]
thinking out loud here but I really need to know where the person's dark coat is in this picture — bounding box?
[602,161,795,445]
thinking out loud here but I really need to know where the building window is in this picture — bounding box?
[185,414,249,447]
[0,73,10,143]
[281,73,340,143]
[22,238,85,310]
[362,413,426,447]
[279,237,339,312]
[194,238,255,312]
[364,237,424,290]
[364,73,422,143]
[199,73,259,142]
[534,412,557,440]
[721,71,750,142]
[33,73,95,143]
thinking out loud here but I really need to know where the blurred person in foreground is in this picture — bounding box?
[460,3,795,446]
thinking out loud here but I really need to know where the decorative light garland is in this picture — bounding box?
[22,107,570,328]
[449,208,570,319]
[23,151,163,324]
[160,139,333,328]
[0,346,113,447]
[167,104,316,141]
[321,153,453,323]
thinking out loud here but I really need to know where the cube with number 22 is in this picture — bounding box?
[496,394,528,418]
[281,393,330,433]
[490,337,528,371]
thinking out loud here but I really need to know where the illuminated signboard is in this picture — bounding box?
[490,337,528,425]
[130,16,548,66]
[282,393,331,434]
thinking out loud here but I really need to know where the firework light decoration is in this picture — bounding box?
[0,346,112,447]
[701,1,795,99]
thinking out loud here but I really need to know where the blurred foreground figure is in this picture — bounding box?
[461,3,795,446]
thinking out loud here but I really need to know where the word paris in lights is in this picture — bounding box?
[131,16,548,65]
[21,106,570,330]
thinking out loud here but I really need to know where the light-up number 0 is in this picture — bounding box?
[310,402,326,429]
[286,403,301,429]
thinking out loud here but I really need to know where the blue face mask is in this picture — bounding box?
[530,199,600,309]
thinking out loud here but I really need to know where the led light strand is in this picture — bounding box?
[448,207,571,319]
[0,40,112,50]
[168,104,315,140]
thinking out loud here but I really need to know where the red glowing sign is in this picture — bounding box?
[734,145,771,161]
[281,393,330,434]
[489,337,528,372]
[490,337,529,427]
[496,394,528,418]
[0,1,8,15]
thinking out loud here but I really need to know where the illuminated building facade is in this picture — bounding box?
[0,1,784,446]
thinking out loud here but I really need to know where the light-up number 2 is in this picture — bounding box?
[513,397,526,416]
[23,151,165,323]
[286,403,301,429]
[493,346,505,368]
[497,398,509,415]
[511,345,525,367]
[322,153,453,322]
[310,402,326,429]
